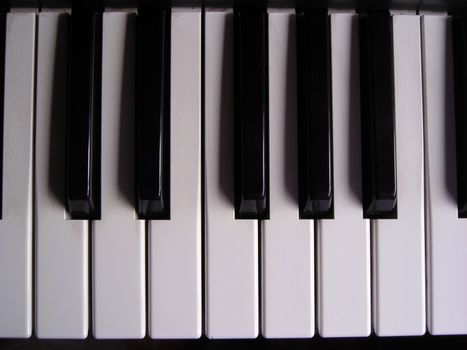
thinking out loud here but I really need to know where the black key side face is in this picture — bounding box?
[66,9,102,220]
[234,8,269,220]
[0,11,6,219]
[359,11,397,219]
[297,9,334,219]
[136,8,170,219]
[452,14,467,218]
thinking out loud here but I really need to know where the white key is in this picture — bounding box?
[261,10,314,339]
[205,9,259,339]
[35,12,88,339]
[372,14,426,336]
[422,14,467,335]
[0,13,35,338]
[318,13,371,337]
[93,12,146,338]
[148,9,202,339]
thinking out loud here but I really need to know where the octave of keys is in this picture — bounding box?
[0,5,466,340]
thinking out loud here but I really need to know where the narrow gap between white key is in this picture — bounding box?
[88,220,93,339]
[200,4,207,338]
[145,220,149,339]
[419,13,431,335]
[257,220,265,334]
[31,10,39,339]
[314,219,319,337]
[370,219,376,336]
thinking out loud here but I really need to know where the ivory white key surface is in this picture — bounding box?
[372,14,426,337]
[35,12,89,339]
[205,9,259,339]
[422,14,467,335]
[261,10,314,339]
[93,12,146,339]
[0,13,35,338]
[148,10,201,339]
[318,13,371,337]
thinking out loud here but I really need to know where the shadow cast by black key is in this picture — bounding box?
[444,24,457,205]
[117,14,136,207]
[217,13,234,206]
[348,20,363,206]
[283,15,299,205]
[48,14,69,207]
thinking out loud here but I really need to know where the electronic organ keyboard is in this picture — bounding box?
[1,0,467,348]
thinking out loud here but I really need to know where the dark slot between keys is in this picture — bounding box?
[452,13,467,218]
[296,9,334,219]
[66,8,102,220]
[234,8,269,220]
[135,8,171,219]
[0,10,6,219]
[359,11,397,219]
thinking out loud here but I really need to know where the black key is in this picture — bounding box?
[296,9,333,219]
[135,8,170,219]
[359,11,397,219]
[0,10,6,219]
[452,13,467,218]
[66,8,102,219]
[234,8,269,220]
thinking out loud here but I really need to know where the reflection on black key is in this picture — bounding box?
[0,10,6,219]
[297,9,333,219]
[66,8,102,219]
[136,8,170,219]
[452,13,467,218]
[234,8,269,220]
[359,11,397,219]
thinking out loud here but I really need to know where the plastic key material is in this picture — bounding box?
[234,8,269,219]
[148,9,202,339]
[0,12,35,338]
[359,11,397,219]
[205,9,259,338]
[35,12,89,338]
[262,10,315,338]
[66,8,102,219]
[92,12,146,339]
[136,7,170,219]
[296,9,333,219]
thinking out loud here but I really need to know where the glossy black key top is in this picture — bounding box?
[66,8,102,219]
[234,8,269,220]
[0,10,6,219]
[135,8,170,219]
[297,9,333,219]
[359,11,397,219]
[452,13,467,218]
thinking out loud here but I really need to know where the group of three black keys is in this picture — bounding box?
[3,6,467,222]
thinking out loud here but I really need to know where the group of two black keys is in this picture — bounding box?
[64,6,467,223]
[64,6,398,222]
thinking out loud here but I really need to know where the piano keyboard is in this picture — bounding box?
[0,3,467,342]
